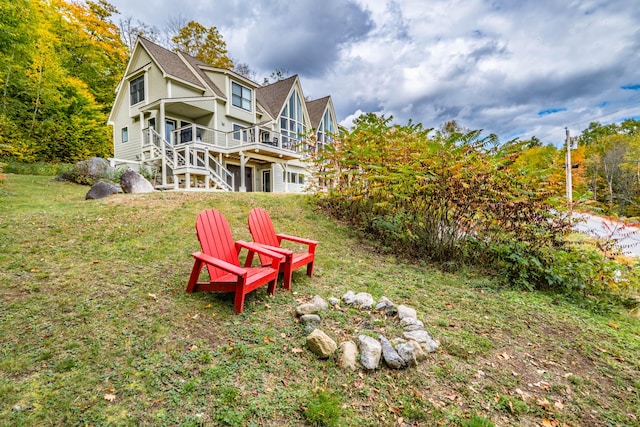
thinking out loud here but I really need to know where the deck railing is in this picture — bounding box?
[169,123,307,153]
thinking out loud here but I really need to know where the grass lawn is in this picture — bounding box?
[1,174,638,427]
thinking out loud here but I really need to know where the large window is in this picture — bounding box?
[316,108,335,151]
[130,75,144,105]
[232,82,251,111]
[279,90,305,151]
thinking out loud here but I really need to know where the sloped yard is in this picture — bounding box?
[1,174,638,427]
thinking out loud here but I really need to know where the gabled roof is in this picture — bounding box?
[178,52,226,99]
[138,37,204,90]
[306,96,331,130]
[255,75,298,118]
[137,37,230,99]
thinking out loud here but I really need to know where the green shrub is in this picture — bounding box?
[314,114,636,301]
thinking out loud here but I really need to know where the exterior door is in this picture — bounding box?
[227,165,253,192]
[165,119,176,144]
[262,170,271,192]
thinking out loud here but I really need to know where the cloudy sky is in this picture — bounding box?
[108,0,640,145]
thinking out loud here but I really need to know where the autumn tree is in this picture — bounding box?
[0,0,127,162]
[579,120,640,215]
[171,21,233,68]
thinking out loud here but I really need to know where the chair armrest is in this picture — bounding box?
[276,234,318,252]
[236,241,285,269]
[252,243,294,257]
[191,252,246,277]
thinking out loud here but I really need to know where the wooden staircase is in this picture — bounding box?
[141,128,233,191]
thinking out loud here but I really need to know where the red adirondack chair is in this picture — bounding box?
[247,207,318,290]
[186,209,284,314]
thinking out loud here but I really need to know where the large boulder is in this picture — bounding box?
[77,157,111,179]
[63,157,114,185]
[86,181,122,200]
[120,169,154,193]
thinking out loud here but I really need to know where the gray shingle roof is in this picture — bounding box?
[178,52,226,99]
[306,96,330,130]
[138,37,204,90]
[255,75,298,119]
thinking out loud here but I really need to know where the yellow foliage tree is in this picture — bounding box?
[171,21,234,69]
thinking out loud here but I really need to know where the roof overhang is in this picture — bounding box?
[140,97,217,119]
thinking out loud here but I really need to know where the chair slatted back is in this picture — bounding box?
[195,209,239,279]
[248,208,280,265]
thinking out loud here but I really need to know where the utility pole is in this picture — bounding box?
[565,127,573,210]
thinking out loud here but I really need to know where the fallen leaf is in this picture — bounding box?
[203,304,211,309]
[291,347,304,353]
[103,394,116,402]
[536,398,550,409]
[105,387,116,393]
[264,303,272,309]
[147,293,157,300]
[264,336,274,343]
[554,401,565,409]
[608,322,619,329]
[533,381,551,390]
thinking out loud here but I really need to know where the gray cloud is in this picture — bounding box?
[242,0,374,77]
[109,0,640,145]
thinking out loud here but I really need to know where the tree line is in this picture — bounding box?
[0,0,126,162]
[0,0,241,163]
[576,120,640,217]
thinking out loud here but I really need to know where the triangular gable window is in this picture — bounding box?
[279,90,305,151]
[316,107,335,151]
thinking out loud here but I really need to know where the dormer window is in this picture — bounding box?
[130,75,145,105]
[232,82,251,111]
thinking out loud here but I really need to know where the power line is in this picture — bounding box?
[568,101,640,127]
[534,101,640,143]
